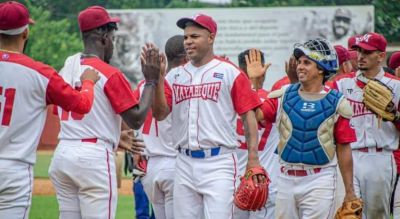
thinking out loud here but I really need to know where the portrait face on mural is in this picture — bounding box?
[332,8,352,40]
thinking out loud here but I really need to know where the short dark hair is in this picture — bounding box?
[238,49,265,73]
[82,22,118,41]
[165,35,185,63]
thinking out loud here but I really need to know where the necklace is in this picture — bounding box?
[81,53,100,59]
[0,48,20,54]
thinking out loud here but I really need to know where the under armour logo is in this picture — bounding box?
[174,74,180,79]
[347,88,353,94]
[301,102,316,112]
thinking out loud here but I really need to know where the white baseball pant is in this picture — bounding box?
[0,160,33,219]
[49,140,117,219]
[352,149,396,219]
[142,156,175,219]
[275,166,337,219]
[173,150,237,219]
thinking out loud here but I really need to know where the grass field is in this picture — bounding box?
[30,151,136,219]
[30,195,135,219]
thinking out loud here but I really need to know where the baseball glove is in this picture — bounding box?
[361,76,400,121]
[234,166,270,211]
[335,198,363,219]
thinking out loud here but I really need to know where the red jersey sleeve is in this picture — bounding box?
[260,98,278,124]
[334,116,357,144]
[104,72,138,114]
[165,80,173,110]
[231,73,262,115]
[46,74,95,114]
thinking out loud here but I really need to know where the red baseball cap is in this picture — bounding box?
[78,6,120,32]
[347,34,361,50]
[0,1,35,35]
[177,14,217,34]
[389,52,400,70]
[352,32,387,52]
[334,45,350,66]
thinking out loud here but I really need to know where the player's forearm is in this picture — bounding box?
[242,110,260,168]
[337,143,355,195]
[152,78,170,121]
[70,80,95,114]
[121,84,155,129]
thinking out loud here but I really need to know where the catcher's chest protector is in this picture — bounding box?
[278,83,341,165]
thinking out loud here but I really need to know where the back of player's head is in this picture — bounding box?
[294,38,338,81]
[165,35,185,66]
[238,49,265,73]
[0,1,34,36]
[334,45,350,66]
[78,6,120,33]
[389,51,400,71]
[79,6,119,42]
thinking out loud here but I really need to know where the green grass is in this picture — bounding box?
[30,195,135,219]
[34,152,53,178]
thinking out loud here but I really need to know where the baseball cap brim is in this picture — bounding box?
[177,18,197,29]
[109,17,120,23]
[351,43,378,51]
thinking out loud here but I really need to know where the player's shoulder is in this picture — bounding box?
[271,76,290,91]
[1,52,58,79]
[332,72,356,82]
[383,72,400,82]
[81,57,121,79]
[215,56,242,73]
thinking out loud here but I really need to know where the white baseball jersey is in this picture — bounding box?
[0,51,94,164]
[55,57,138,146]
[164,57,261,150]
[332,69,400,150]
[135,80,175,157]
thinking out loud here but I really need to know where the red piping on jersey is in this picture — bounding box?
[231,153,237,217]
[197,60,222,148]
[22,165,32,219]
[182,67,193,148]
[106,149,112,219]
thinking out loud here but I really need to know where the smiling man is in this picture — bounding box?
[250,38,359,219]
[152,14,266,219]
[332,32,400,219]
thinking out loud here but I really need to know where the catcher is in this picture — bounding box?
[249,38,361,218]
[332,32,400,219]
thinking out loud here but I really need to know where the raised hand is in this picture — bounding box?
[141,43,161,85]
[285,55,299,83]
[245,48,271,79]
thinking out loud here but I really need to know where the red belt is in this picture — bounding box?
[81,138,97,143]
[281,167,321,177]
[357,146,383,153]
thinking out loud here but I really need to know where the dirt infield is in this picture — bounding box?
[33,178,133,195]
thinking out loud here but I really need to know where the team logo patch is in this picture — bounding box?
[213,72,224,79]
[2,53,9,60]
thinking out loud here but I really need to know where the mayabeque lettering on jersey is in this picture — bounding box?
[173,82,221,104]
[347,99,373,117]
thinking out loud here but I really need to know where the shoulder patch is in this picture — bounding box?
[337,97,353,119]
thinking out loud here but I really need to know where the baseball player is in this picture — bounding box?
[234,49,280,219]
[332,32,399,219]
[48,6,160,219]
[251,38,358,218]
[151,14,265,219]
[0,1,99,218]
[134,35,187,219]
